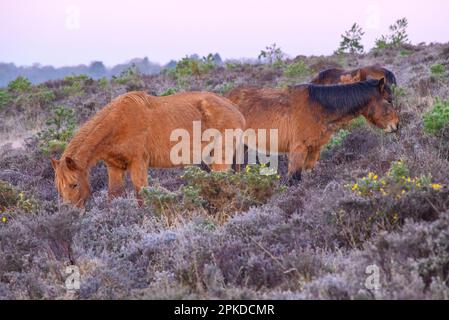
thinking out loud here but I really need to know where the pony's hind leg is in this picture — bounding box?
[129,160,149,206]
[107,165,126,199]
[287,145,307,185]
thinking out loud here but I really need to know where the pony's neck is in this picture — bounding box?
[62,111,112,170]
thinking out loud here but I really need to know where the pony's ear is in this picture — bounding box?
[50,157,59,170]
[378,78,386,93]
[353,70,362,82]
[65,157,79,171]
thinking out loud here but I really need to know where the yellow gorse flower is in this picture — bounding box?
[1,217,6,223]
[352,184,359,191]
[431,183,442,190]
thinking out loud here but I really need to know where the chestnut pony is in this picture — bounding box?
[51,91,245,207]
[227,78,399,182]
[311,65,397,85]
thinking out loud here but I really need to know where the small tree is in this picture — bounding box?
[337,23,365,54]
[258,43,285,67]
[389,18,409,46]
[375,17,410,49]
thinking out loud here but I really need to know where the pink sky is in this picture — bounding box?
[1,0,448,67]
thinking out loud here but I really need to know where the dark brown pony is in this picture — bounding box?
[51,91,245,207]
[311,65,397,85]
[227,78,399,182]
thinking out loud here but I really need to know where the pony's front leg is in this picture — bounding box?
[287,145,307,185]
[304,146,321,172]
[129,160,149,206]
[107,165,126,199]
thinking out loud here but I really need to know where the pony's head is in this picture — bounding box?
[361,78,399,133]
[50,157,91,208]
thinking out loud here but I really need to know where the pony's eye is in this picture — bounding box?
[70,184,78,189]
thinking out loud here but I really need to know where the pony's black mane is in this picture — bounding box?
[382,67,397,85]
[303,79,381,115]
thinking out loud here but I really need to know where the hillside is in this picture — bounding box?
[0,42,449,299]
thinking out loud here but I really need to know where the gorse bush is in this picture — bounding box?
[7,76,32,93]
[430,64,447,78]
[181,165,281,213]
[141,165,281,225]
[375,18,410,50]
[324,129,350,151]
[335,160,446,248]
[283,60,311,79]
[0,180,37,224]
[37,105,76,155]
[0,89,12,109]
[62,74,92,96]
[423,98,449,135]
[336,23,365,54]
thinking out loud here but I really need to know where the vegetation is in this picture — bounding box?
[36,105,76,155]
[336,23,365,54]
[1,37,449,299]
[258,43,285,67]
[423,98,449,135]
[430,64,447,78]
[375,18,410,49]
[283,60,311,79]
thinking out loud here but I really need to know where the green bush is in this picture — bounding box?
[336,160,445,248]
[7,76,32,93]
[141,165,281,224]
[283,61,311,79]
[31,87,56,105]
[423,98,449,135]
[181,164,281,213]
[62,74,92,96]
[0,89,12,109]
[37,105,76,155]
[0,180,37,223]
[336,23,365,54]
[159,88,178,96]
[430,64,447,78]
[324,129,350,151]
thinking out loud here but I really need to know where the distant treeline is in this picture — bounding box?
[0,57,164,87]
[0,54,224,87]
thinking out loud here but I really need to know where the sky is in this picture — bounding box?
[1,0,449,67]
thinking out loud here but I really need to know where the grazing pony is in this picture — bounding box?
[227,78,399,182]
[311,65,397,103]
[51,91,245,207]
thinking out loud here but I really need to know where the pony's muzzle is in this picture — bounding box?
[385,123,399,133]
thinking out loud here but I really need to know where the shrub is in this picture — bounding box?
[112,66,145,91]
[423,98,449,135]
[258,43,285,67]
[181,165,281,213]
[324,130,350,151]
[0,89,12,109]
[430,64,447,78]
[31,87,56,105]
[375,18,410,50]
[7,76,32,93]
[283,61,311,79]
[62,74,92,96]
[37,105,76,155]
[336,160,447,248]
[159,88,178,96]
[0,180,37,222]
[141,165,281,225]
[336,23,365,54]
